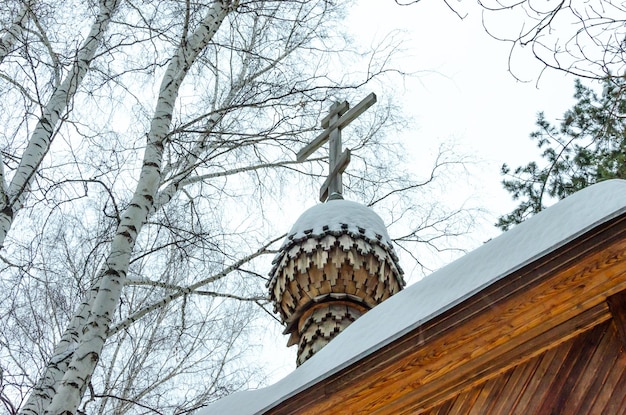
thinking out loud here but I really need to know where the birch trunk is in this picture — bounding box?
[0,0,120,249]
[37,3,232,413]
[19,286,99,414]
[0,0,33,64]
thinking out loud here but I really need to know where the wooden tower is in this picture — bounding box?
[268,94,404,366]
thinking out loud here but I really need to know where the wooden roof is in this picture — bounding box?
[267,211,626,414]
[200,179,626,415]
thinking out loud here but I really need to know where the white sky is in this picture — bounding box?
[348,0,579,237]
[257,0,585,385]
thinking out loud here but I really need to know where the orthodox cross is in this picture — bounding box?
[297,92,377,202]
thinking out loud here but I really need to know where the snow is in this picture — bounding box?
[280,199,393,249]
[267,199,402,291]
[200,180,626,415]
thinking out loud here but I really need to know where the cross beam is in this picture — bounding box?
[297,92,377,202]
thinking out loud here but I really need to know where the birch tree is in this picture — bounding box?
[477,0,626,80]
[0,0,122,248]
[395,0,626,81]
[0,0,477,413]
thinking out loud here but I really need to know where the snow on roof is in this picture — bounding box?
[200,180,626,415]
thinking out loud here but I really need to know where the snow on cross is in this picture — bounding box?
[296,93,377,202]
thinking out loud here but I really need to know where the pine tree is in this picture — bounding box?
[498,78,626,230]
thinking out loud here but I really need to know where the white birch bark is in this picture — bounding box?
[154,29,299,211]
[41,3,232,413]
[19,285,100,415]
[0,0,33,64]
[0,0,120,249]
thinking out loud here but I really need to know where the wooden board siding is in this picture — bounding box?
[425,320,626,414]
[607,291,626,350]
[266,213,626,415]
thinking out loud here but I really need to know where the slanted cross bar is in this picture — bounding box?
[297,92,377,202]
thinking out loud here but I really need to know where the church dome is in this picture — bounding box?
[268,199,404,365]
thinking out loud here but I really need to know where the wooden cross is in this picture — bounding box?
[297,92,377,202]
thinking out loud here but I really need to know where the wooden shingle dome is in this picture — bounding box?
[268,199,404,366]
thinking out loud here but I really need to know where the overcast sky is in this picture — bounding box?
[258,0,587,383]
[347,1,581,239]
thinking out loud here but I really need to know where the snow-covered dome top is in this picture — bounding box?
[268,199,404,290]
[279,199,393,250]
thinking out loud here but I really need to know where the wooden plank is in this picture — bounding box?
[362,256,618,415]
[561,322,613,413]
[320,101,349,129]
[466,377,498,415]
[447,382,483,415]
[536,323,606,414]
[327,92,376,130]
[606,289,626,350]
[582,343,621,412]
[319,149,350,201]
[480,368,512,414]
[296,93,377,162]
[511,346,561,415]
[589,348,626,413]
[432,396,455,415]
[327,116,342,198]
[390,303,611,414]
[603,366,626,414]
[488,350,540,414]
